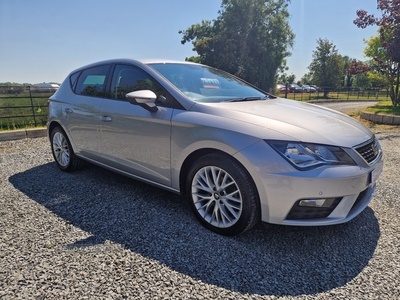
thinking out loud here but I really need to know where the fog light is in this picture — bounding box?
[298,198,337,208]
[287,198,342,219]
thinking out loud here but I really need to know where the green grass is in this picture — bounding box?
[0,94,49,130]
[364,100,400,116]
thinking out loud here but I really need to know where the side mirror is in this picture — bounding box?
[126,90,158,112]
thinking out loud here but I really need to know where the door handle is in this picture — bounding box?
[64,108,73,114]
[101,116,112,122]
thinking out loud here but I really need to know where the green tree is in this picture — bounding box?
[362,34,399,106]
[308,38,344,98]
[367,70,387,88]
[276,73,295,84]
[179,0,294,92]
[342,57,369,88]
[354,0,400,106]
[301,72,313,85]
[352,73,371,90]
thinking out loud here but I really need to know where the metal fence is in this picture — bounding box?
[277,87,390,101]
[0,86,53,130]
[0,85,390,130]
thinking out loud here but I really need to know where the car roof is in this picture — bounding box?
[69,58,201,74]
[139,58,199,65]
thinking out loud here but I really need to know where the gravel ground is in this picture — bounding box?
[1,124,399,299]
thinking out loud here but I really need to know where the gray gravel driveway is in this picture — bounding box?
[1,124,399,299]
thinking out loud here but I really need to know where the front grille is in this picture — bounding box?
[355,139,380,164]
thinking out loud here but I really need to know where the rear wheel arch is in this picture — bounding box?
[48,121,67,142]
[47,121,60,140]
[48,121,77,152]
[49,124,82,171]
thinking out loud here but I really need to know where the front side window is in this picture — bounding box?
[74,64,111,97]
[110,64,180,108]
[110,65,158,100]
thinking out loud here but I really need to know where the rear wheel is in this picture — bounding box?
[187,153,260,235]
[50,127,82,171]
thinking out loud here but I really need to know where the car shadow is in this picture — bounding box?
[9,162,380,296]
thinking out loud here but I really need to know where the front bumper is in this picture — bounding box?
[265,157,383,226]
[235,140,384,226]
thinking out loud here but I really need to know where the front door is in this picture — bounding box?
[97,64,175,186]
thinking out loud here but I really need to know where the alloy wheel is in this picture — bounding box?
[191,165,243,228]
[52,131,70,167]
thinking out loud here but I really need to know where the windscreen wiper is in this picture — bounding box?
[228,96,269,102]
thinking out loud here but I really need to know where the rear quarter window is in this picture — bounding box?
[69,71,80,90]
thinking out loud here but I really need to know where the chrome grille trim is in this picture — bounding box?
[355,138,380,165]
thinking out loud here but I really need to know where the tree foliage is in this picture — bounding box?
[308,38,344,98]
[352,73,371,90]
[367,70,387,88]
[300,72,312,85]
[344,58,370,88]
[179,0,294,91]
[277,73,296,84]
[354,0,400,106]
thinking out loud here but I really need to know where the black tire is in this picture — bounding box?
[50,127,82,172]
[186,153,260,235]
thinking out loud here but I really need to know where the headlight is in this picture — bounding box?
[267,141,355,170]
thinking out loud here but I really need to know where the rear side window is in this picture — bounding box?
[74,64,111,97]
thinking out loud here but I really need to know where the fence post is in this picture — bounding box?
[28,86,37,127]
[284,83,288,99]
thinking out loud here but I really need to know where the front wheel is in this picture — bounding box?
[186,153,260,235]
[50,127,82,172]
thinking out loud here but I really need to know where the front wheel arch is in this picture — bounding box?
[184,151,261,235]
[180,148,219,195]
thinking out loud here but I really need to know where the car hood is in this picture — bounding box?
[196,98,373,147]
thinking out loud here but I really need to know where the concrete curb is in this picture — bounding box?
[0,128,47,142]
[360,112,400,125]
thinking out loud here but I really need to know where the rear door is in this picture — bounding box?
[62,64,111,159]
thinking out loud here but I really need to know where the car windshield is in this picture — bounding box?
[149,63,268,103]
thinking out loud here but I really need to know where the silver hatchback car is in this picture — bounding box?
[47,59,383,235]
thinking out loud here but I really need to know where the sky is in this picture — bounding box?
[0,0,380,84]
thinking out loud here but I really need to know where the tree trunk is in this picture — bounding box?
[394,66,400,106]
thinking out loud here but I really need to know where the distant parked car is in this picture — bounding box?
[32,83,60,93]
[302,84,317,93]
[47,58,383,235]
[276,83,289,93]
[310,84,322,92]
[289,84,303,93]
